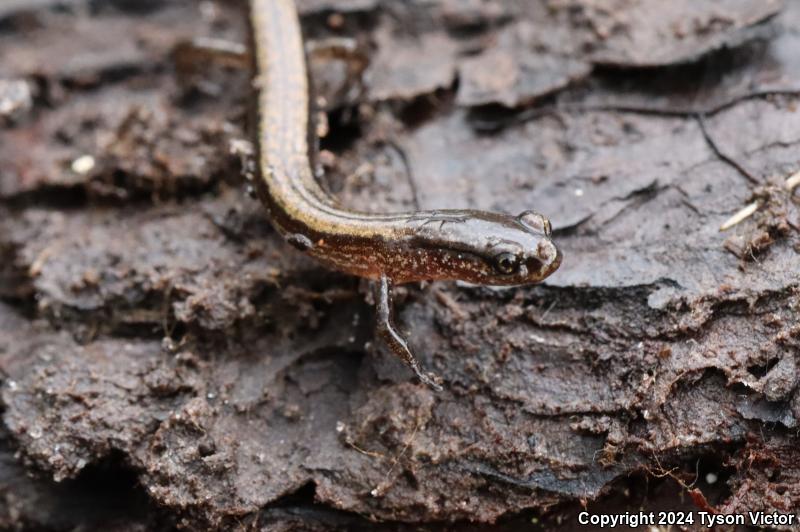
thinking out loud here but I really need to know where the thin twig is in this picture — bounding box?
[786,169,800,192]
[371,417,423,497]
[719,201,761,231]
[474,89,800,132]
[384,140,421,210]
[695,113,759,185]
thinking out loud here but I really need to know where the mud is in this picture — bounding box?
[0,0,798,530]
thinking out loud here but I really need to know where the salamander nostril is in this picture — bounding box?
[536,241,554,262]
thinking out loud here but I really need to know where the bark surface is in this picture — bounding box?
[1,0,799,530]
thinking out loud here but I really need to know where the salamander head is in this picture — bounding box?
[407,210,562,285]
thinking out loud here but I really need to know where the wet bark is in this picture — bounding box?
[0,0,799,530]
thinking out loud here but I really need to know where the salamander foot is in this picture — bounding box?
[375,275,443,392]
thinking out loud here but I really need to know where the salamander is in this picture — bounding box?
[249,0,562,390]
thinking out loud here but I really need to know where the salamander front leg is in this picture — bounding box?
[375,275,443,391]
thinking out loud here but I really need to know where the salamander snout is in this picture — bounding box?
[477,211,562,284]
[514,210,561,280]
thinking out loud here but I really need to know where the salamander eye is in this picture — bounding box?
[494,252,520,275]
